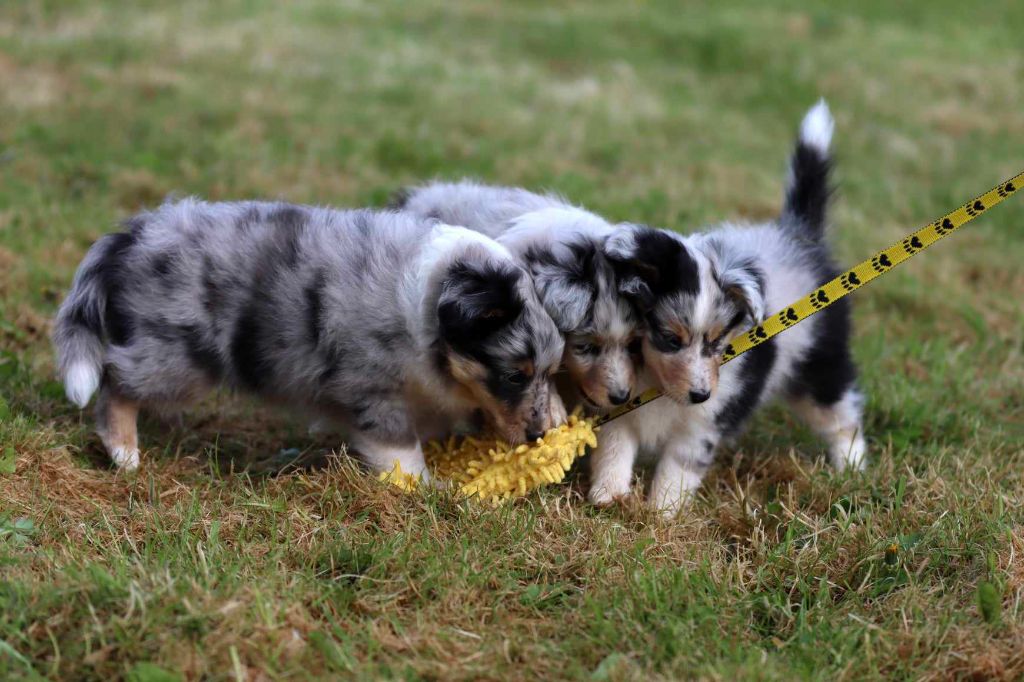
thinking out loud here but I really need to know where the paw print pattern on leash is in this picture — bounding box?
[871,253,893,273]
[778,307,800,327]
[717,170,1023,394]
[747,326,768,344]
[934,217,956,235]
[902,235,923,255]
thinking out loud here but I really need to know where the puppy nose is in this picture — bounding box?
[608,390,630,405]
[526,430,544,442]
[688,389,711,404]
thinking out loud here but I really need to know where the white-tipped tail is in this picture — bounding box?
[65,360,101,408]
[799,99,834,154]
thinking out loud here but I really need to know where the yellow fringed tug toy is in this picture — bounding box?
[380,412,598,503]
[381,172,1023,503]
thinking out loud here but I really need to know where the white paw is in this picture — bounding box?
[111,446,140,471]
[648,470,703,518]
[588,480,632,507]
[831,433,867,472]
[548,390,568,429]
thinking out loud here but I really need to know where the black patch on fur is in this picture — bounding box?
[715,338,778,436]
[200,256,224,316]
[121,215,147,236]
[179,324,224,380]
[137,317,178,343]
[304,268,327,347]
[99,231,139,346]
[608,228,699,313]
[230,306,271,391]
[438,262,532,408]
[632,229,699,297]
[371,326,408,351]
[266,206,307,268]
[525,241,599,289]
[784,142,833,241]
[316,360,339,387]
[151,253,173,279]
[483,339,535,409]
[386,187,411,209]
[353,211,373,238]
[437,261,524,362]
[235,206,262,232]
[694,439,717,468]
[785,299,857,407]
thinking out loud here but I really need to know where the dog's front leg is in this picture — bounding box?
[649,432,718,517]
[343,396,432,483]
[356,437,431,484]
[587,420,639,506]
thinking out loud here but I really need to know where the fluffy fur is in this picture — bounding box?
[590,101,867,514]
[53,200,565,474]
[396,182,642,410]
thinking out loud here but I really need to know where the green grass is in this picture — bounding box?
[2,1,1023,679]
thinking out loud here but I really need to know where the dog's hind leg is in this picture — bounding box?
[95,386,141,471]
[789,388,866,471]
[785,304,866,471]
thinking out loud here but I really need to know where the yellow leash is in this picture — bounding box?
[385,172,1023,502]
[593,171,1023,428]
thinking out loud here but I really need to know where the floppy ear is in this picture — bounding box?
[437,262,523,353]
[604,226,693,313]
[532,270,592,332]
[524,243,596,332]
[718,259,767,325]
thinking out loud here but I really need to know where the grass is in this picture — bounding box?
[1,0,1023,679]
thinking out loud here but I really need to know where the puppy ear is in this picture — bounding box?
[604,226,696,313]
[532,271,592,332]
[524,244,596,332]
[437,262,523,353]
[718,259,767,325]
[615,272,656,312]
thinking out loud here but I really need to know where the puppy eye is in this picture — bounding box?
[504,370,529,386]
[627,338,643,356]
[572,342,598,356]
[656,329,685,352]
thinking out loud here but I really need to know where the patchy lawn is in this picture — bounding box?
[1,0,1022,679]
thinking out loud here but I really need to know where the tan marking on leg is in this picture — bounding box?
[98,392,140,471]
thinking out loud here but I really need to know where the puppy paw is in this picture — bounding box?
[830,433,867,472]
[589,491,635,509]
[588,481,633,507]
[547,388,568,428]
[110,446,140,471]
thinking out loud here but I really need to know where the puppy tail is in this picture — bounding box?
[781,99,834,241]
[52,232,131,407]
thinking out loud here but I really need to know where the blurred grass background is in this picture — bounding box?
[1,1,1022,680]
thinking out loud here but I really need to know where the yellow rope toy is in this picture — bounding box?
[381,172,1023,503]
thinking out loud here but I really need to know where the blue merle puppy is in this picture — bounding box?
[394,181,643,411]
[591,101,867,513]
[52,199,565,476]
